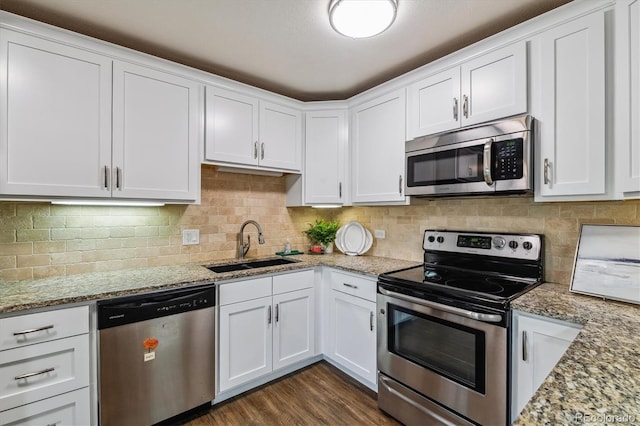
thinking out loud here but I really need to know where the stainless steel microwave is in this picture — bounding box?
[405,115,533,197]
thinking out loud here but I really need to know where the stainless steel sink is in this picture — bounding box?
[206,257,299,273]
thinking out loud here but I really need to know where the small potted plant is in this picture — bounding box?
[304,218,340,254]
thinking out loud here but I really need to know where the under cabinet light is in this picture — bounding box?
[51,200,165,207]
[311,204,343,209]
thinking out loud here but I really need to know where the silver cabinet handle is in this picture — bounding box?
[115,167,122,190]
[522,330,528,361]
[15,367,55,381]
[261,142,265,160]
[254,141,259,159]
[103,166,110,190]
[543,158,550,185]
[13,324,54,336]
[275,304,279,323]
[453,97,458,121]
[399,175,403,195]
[343,282,358,289]
[483,138,494,186]
[462,94,469,118]
[267,305,272,324]
[370,311,374,331]
[339,182,342,198]
[379,287,502,323]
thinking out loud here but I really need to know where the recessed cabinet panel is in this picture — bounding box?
[112,61,199,200]
[259,102,302,171]
[273,288,314,370]
[205,87,259,165]
[304,110,347,204]
[535,12,606,198]
[0,29,112,197]
[616,0,640,197]
[407,69,460,138]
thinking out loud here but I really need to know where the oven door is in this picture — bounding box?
[377,288,507,426]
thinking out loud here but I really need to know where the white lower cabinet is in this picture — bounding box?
[325,270,377,389]
[0,306,90,425]
[511,310,581,422]
[218,270,315,393]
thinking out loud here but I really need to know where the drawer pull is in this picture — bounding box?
[14,367,55,381]
[343,283,358,289]
[13,324,54,336]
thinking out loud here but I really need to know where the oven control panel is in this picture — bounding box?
[423,230,541,260]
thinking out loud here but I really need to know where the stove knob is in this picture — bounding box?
[427,235,435,243]
[493,236,506,249]
[509,240,518,249]
[523,241,533,250]
[436,236,445,243]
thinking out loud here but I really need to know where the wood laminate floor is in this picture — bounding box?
[180,361,400,425]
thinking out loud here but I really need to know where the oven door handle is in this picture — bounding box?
[378,287,502,323]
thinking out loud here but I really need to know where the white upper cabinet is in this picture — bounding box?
[616,0,640,198]
[532,10,607,200]
[351,89,407,204]
[0,28,200,202]
[112,61,200,201]
[407,42,527,139]
[0,29,112,198]
[205,86,302,172]
[303,110,348,205]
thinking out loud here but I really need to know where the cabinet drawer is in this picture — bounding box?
[219,276,272,306]
[0,387,90,425]
[273,269,314,294]
[0,334,90,412]
[0,306,89,351]
[330,270,376,302]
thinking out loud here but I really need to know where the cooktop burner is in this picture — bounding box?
[444,279,504,294]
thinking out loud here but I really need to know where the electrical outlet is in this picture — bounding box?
[374,229,386,239]
[182,229,200,245]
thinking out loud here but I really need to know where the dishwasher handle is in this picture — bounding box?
[97,284,215,329]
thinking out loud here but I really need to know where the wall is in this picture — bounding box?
[0,167,638,285]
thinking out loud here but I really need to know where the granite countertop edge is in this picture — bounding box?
[0,254,420,314]
[512,282,640,425]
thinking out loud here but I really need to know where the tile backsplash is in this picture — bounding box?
[0,166,638,285]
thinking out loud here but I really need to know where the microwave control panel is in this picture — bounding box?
[494,138,523,180]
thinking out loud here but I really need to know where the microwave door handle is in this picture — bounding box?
[483,138,494,186]
[378,287,502,323]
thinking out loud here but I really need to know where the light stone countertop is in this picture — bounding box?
[0,253,420,314]
[512,282,640,425]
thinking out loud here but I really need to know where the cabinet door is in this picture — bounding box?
[327,290,376,384]
[219,296,272,392]
[273,288,315,370]
[461,42,527,127]
[0,387,90,426]
[535,12,606,198]
[259,101,302,171]
[511,312,581,421]
[205,87,259,166]
[407,68,461,138]
[112,61,200,201]
[351,89,407,204]
[616,0,640,196]
[0,29,112,197]
[304,110,347,204]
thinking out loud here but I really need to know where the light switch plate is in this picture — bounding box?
[374,229,386,239]
[182,229,200,245]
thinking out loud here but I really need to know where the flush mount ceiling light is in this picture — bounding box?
[329,0,398,39]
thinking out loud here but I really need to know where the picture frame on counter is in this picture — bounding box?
[570,224,640,305]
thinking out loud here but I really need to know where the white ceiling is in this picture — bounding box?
[0,0,571,101]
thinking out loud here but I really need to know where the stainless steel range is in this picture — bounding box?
[377,230,543,426]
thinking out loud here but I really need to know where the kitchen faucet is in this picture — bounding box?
[238,220,265,259]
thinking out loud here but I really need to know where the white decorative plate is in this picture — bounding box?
[340,221,367,256]
[360,229,373,255]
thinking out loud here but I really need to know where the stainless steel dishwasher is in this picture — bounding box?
[97,284,216,426]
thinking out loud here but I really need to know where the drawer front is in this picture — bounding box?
[0,387,90,426]
[219,276,272,306]
[273,269,314,294]
[0,334,90,412]
[0,306,89,351]
[330,270,376,302]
